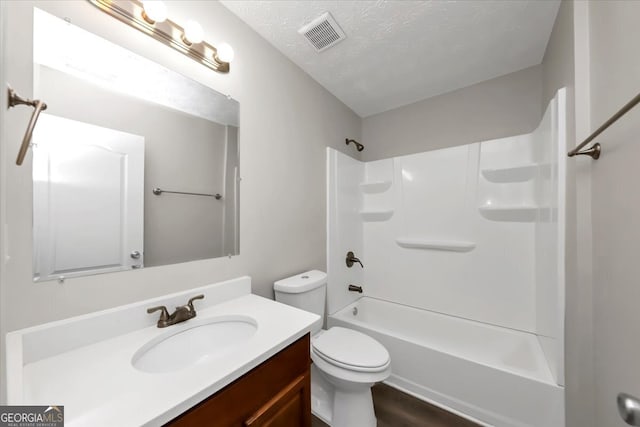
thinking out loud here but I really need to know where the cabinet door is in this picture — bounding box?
[166,334,310,427]
[244,373,311,427]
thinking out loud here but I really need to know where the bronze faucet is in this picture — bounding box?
[348,284,363,293]
[346,251,363,268]
[147,294,204,328]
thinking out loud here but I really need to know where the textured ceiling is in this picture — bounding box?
[220,0,560,117]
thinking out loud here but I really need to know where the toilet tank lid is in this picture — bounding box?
[274,270,327,293]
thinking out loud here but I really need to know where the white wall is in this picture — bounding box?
[533,90,567,386]
[361,65,543,162]
[541,2,596,426]
[329,104,565,340]
[326,149,364,314]
[362,140,536,332]
[0,0,361,401]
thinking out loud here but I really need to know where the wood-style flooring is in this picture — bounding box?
[311,383,480,427]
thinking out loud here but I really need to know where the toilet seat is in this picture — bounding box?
[312,327,390,373]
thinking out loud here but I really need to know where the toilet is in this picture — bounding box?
[274,270,391,427]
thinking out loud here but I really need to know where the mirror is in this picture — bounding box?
[31,9,239,282]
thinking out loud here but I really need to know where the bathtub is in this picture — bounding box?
[328,297,564,427]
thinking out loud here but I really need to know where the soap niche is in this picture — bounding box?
[361,158,394,222]
[477,135,541,223]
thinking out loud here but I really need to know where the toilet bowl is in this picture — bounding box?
[274,271,391,427]
[311,327,391,427]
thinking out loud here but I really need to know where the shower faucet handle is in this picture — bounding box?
[346,251,363,268]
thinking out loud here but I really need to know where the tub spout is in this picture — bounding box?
[348,284,363,293]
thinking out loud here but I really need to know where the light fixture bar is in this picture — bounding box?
[87,0,230,73]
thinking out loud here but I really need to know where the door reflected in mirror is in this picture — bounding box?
[32,9,239,282]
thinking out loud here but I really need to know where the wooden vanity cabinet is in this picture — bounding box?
[166,334,311,427]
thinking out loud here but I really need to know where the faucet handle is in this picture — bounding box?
[147,305,170,321]
[187,294,204,311]
[346,251,364,268]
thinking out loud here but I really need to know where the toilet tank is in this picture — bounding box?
[274,270,327,333]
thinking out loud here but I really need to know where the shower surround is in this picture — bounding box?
[326,90,566,426]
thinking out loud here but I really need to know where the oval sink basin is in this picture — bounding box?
[132,315,257,373]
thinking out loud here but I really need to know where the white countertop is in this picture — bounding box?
[6,277,320,426]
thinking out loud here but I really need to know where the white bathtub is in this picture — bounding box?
[328,297,564,427]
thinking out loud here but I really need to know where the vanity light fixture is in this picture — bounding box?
[182,20,204,45]
[140,0,167,24]
[216,42,235,63]
[88,0,233,73]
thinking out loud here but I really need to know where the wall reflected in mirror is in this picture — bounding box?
[32,9,240,282]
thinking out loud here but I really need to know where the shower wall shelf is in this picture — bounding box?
[360,180,392,193]
[481,163,552,183]
[478,205,540,222]
[395,238,476,252]
[481,164,537,183]
[360,210,394,222]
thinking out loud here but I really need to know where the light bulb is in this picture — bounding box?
[183,20,204,45]
[216,43,234,63]
[141,1,167,24]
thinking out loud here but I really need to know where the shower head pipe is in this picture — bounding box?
[345,138,364,152]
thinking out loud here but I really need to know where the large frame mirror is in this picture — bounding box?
[31,9,240,282]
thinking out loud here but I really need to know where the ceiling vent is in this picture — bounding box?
[298,12,346,52]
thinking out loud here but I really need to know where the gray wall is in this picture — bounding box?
[588,2,640,426]
[37,66,228,267]
[0,0,361,400]
[361,65,543,161]
[223,126,240,256]
[143,115,226,266]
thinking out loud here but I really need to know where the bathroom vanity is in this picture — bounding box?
[5,277,319,426]
[168,334,310,426]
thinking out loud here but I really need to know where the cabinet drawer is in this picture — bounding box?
[244,373,310,427]
[167,334,311,427]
